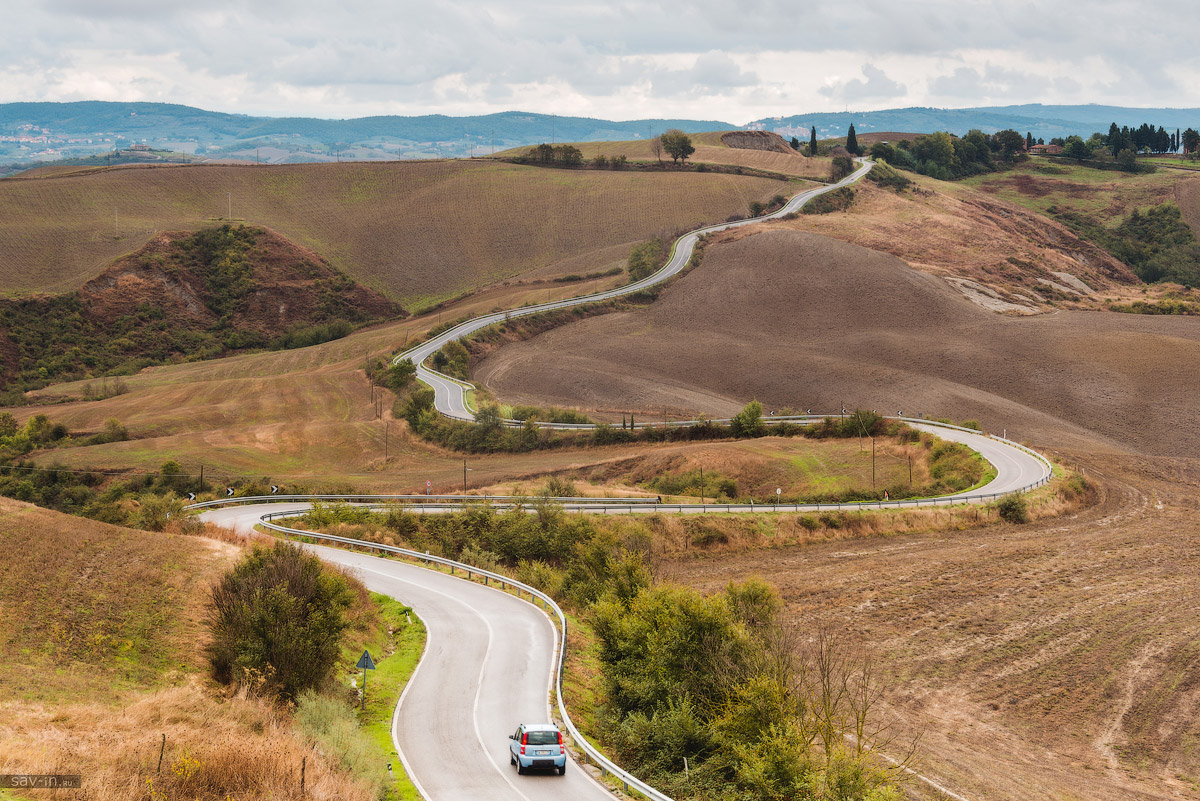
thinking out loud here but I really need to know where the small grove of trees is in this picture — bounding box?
[869,129,1026,180]
[659,129,695,164]
[206,543,356,700]
[524,143,584,166]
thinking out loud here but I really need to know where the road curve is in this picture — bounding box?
[398,160,875,422]
[197,510,617,801]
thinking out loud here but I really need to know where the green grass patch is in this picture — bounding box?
[348,592,426,801]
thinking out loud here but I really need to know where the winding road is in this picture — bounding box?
[398,160,875,422]
[198,159,1053,801]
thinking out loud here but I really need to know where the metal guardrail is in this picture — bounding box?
[184,420,1054,515]
[258,511,674,801]
[191,417,1054,801]
[185,493,661,511]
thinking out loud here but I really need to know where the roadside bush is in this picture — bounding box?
[996,494,1029,523]
[206,543,355,700]
[628,238,667,281]
[730,400,766,438]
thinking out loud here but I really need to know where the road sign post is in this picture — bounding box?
[356,650,376,710]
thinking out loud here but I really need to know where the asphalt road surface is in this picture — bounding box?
[197,508,618,801]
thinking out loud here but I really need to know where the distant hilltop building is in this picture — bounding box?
[127,144,152,151]
[1029,143,1063,155]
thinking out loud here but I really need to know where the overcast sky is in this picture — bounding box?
[4,1,1199,122]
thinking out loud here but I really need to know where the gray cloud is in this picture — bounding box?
[3,0,1200,119]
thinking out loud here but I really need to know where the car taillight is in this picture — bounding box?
[558,731,564,753]
[521,732,527,755]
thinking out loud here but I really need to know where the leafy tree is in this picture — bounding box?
[659,129,695,164]
[809,125,818,156]
[206,543,354,700]
[1064,135,1092,160]
[789,136,801,150]
[730,400,766,437]
[845,123,859,155]
[993,129,1026,161]
[1183,128,1200,155]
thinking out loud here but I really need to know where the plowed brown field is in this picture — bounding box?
[475,227,1200,798]
[476,229,1200,457]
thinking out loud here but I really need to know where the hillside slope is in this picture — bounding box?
[0,224,399,391]
[0,160,790,305]
[475,228,1200,457]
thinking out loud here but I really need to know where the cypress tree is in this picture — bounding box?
[809,125,818,156]
[1026,131,1034,149]
[846,123,859,155]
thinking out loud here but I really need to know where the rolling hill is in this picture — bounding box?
[0,159,791,306]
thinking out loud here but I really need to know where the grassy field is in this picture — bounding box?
[0,159,790,307]
[961,160,1184,224]
[0,500,374,801]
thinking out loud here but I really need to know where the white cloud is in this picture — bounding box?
[819,64,907,104]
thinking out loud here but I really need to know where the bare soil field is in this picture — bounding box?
[1178,173,1200,236]
[0,160,789,306]
[475,229,1200,458]
[474,227,1200,797]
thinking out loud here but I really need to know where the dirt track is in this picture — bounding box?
[475,229,1200,458]
[475,228,1200,798]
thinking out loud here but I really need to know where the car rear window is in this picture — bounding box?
[525,730,558,745]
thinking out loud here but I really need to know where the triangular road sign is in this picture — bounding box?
[356,650,376,671]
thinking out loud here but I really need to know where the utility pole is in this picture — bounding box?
[699,465,704,505]
[113,207,119,239]
[491,129,494,156]
[462,459,471,493]
[384,422,389,460]
[226,192,232,220]
[872,436,876,489]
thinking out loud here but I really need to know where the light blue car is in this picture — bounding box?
[508,722,567,775]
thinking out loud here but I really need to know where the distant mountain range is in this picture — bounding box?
[0,101,732,166]
[3,101,1198,169]
[751,104,1200,141]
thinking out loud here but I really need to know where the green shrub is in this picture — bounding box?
[996,494,1029,523]
[206,543,355,700]
[628,238,667,281]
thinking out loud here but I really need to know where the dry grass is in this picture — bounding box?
[770,176,1139,306]
[499,135,832,180]
[0,496,379,801]
[0,496,232,703]
[0,160,790,307]
[662,450,1200,801]
[0,681,375,801]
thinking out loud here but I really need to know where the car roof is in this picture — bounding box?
[520,722,560,731]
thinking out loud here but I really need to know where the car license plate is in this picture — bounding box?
[537,749,550,755]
